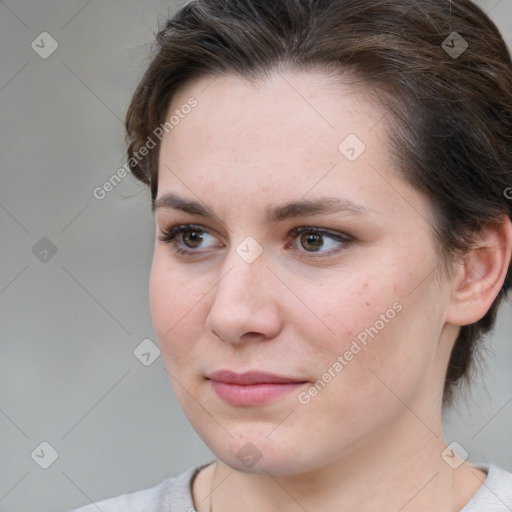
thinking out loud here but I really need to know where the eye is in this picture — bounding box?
[157,223,352,258]
[288,226,352,255]
[157,224,221,255]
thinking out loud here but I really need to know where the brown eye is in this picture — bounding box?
[157,224,221,255]
[299,232,324,252]
[289,226,353,256]
[182,230,204,248]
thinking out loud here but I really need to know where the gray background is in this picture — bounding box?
[1,1,511,511]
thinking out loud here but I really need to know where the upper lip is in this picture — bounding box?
[207,370,307,385]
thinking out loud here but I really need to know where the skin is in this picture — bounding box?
[150,69,512,512]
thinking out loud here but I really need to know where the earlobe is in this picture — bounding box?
[446,215,512,327]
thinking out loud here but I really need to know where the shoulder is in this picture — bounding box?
[462,464,512,511]
[69,463,210,512]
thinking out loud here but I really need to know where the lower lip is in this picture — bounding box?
[209,380,307,406]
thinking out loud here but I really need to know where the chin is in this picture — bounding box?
[219,452,301,476]
[202,431,316,477]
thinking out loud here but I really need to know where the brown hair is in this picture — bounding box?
[125,0,512,405]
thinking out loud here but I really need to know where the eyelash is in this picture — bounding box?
[157,223,353,258]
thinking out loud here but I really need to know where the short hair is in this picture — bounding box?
[125,0,512,405]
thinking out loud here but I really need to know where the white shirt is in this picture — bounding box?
[70,462,512,511]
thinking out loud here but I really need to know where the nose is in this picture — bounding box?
[205,249,283,344]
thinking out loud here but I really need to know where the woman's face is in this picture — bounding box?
[150,70,455,475]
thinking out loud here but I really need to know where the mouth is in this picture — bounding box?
[207,370,308,406]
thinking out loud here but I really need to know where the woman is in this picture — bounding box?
[72,0,512,510]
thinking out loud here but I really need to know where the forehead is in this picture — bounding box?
[167,69,382,142]
[155,69,428,226]
[159,70,389,176]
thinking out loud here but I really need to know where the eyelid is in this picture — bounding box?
[157,223,223,258]
[157,223,220,244]
[288,225,352,243]
[286,226,353,257]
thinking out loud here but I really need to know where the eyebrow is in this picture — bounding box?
[153,193,377,223]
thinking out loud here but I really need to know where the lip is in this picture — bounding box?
[207,370,308,406]
[208,370,306,385]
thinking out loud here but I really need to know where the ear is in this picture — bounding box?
[446,215,512,326]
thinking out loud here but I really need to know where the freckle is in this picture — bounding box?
[363,283,368,287]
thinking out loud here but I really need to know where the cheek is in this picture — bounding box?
[308,269,428,393]
[149,253,208,364]
[315,272,398,344]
